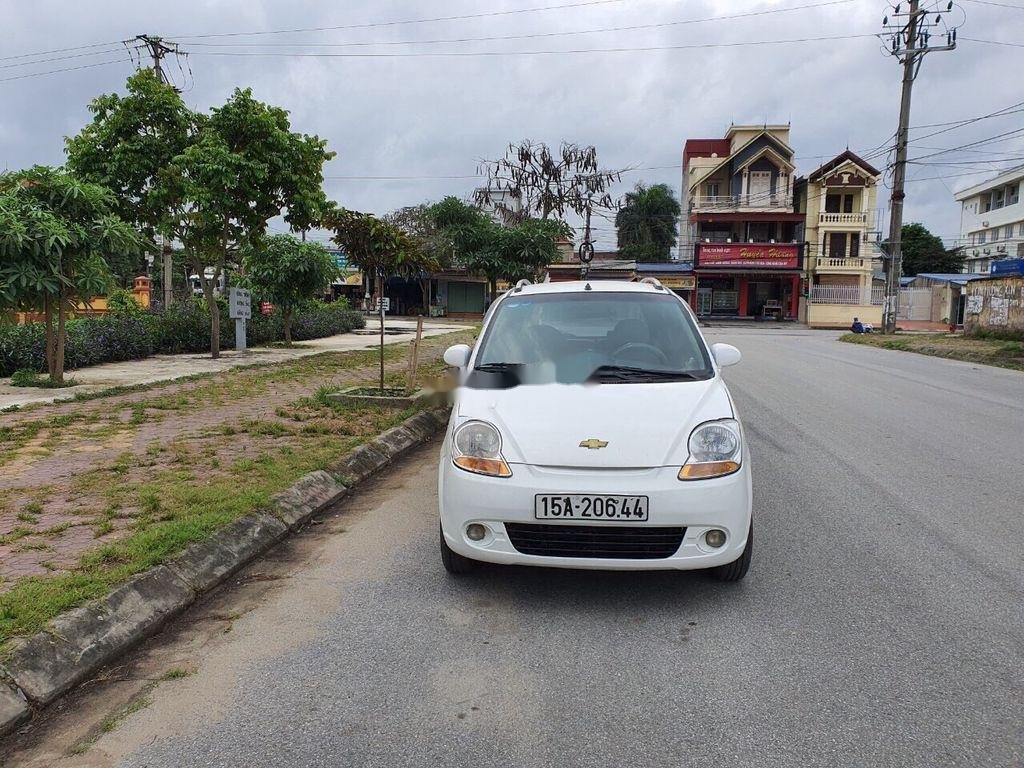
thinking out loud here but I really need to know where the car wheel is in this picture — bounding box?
[440,525,476,575]
[711,520,752,583]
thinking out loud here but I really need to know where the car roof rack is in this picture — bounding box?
[513,279,532,293]
[638,277,665,290]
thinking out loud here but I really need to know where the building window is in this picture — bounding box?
[705,182,720,198]
[978,230,987,244]
[1006,225,1015,240]
[993,189,1005,209]
[981,193,992,213]
[825,194,841,213]
[1009,184,1020,205]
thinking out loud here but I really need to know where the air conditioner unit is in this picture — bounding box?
[982,220,990,227]
[997,245,1007,253]
[983,248,991,255]
[972,249,980,257]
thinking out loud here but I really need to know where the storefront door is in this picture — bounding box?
[696,289,712,316]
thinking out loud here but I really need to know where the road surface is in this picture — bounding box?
[5,328,1023,768]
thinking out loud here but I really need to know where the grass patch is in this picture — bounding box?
[0,329,477,653]
[840,332,1024,372]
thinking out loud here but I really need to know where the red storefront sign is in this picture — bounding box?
[698,243,800,269]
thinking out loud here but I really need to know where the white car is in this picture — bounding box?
[437,279,752,581]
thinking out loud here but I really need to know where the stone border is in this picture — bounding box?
[325,387,430,408]
[0,407,451,739]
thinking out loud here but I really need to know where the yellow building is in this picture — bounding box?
[795,151,883,328]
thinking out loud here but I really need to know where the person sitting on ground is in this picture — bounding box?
[851,317,865,334]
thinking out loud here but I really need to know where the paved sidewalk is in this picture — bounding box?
[0,318,466,410]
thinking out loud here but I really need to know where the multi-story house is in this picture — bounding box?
[681,124,806,319]
[954,167,1024,274]
[794,150,883,328]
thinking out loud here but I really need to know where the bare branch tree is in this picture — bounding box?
[474,140,622,225]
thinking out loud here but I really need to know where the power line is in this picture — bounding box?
[0,47,124,71]
[961,36,1024,48]
[907,127,1024,163]
[189,32,878,59]
[183,0,855,50]
[174,0,629,40]
[0,57,128,84]
[960,0,1024,9]
[0,40,123,63]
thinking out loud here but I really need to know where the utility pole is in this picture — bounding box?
[126,35,187,308]
[880,2,958,333]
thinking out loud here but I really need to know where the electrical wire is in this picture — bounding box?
[960,36,1024,47]
[0,47,125,71]
[0,57,129,84]
[174,0,630,40]
[0,40,123,63]
[188,32,878,59]
[182,0,855,51]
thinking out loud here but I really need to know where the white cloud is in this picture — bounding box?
[2,0,1021,249]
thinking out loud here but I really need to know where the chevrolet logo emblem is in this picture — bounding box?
[579,439,609,450]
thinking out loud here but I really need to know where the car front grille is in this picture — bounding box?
[504,523,686,559]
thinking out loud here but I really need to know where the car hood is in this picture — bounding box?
[454,378,734,468]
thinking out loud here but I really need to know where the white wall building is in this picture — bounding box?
[955,166,1024,274]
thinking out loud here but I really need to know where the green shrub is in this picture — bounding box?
[107,289,142,317]
[0,297,364,377]
[9,368,40,387]
[967,327,1024,342]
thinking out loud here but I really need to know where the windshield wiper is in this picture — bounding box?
[589,365,701,382]
[474,362,523,372]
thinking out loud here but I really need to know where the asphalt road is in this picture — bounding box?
[7,328,1024,768]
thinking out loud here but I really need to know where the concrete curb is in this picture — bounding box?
[0,406,451,740]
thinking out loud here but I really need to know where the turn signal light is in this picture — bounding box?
[453,456,512,477]
[678,461,740,480]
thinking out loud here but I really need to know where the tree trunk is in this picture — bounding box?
[201,273,220,359]
[378,270,385,392]
[54,292,66,384]
[283,308,293,345]
[43,295,55,378]
[420,279,430,314]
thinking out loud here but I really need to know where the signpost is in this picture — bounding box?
[228,287,251,352]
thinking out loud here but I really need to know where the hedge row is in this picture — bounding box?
[0,299,365,377]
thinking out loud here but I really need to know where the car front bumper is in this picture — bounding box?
[438,457,752,571]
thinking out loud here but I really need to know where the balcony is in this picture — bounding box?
[813,256,872,273]
[819,212,869,226]
[691,193,791,212]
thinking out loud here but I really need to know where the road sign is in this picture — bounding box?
[374,297,391,312]
[579,242,595,264]
[229,287,251,320]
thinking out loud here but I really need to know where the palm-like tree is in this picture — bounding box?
[615,183,681,263]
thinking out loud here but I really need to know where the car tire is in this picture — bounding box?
[711,520,752,582]
[440,525,476,575]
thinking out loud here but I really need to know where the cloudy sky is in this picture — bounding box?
[1,0,1021,251]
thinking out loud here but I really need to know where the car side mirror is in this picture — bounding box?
[443,344,472,369]
[711,343,741,367]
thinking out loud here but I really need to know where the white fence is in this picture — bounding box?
[808,286,884,305]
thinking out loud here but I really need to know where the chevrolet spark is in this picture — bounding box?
[438,279,752,581]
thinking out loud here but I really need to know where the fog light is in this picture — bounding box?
[705,529,727,548]
[466,523,487,541]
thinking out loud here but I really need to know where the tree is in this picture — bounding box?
[0,167,145,383]
[474,140,622,224]
[385,203,450,310]
[161,88,334,358]
[896,222,964,275]
[615,183,680,263]
[65,70,199,289]
[240,234,340,344]
[429,196,568,295]
[324,208,439,390]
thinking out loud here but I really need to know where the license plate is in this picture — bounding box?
[534,494,649,521]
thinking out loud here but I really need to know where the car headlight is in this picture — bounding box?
[452,420,512,477]
[678,419,742,480]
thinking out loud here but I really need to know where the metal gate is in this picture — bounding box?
[897,288,932,321]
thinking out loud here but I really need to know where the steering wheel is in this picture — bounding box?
[612,342,669,366]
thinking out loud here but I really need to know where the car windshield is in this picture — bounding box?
[471,290,713,385]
